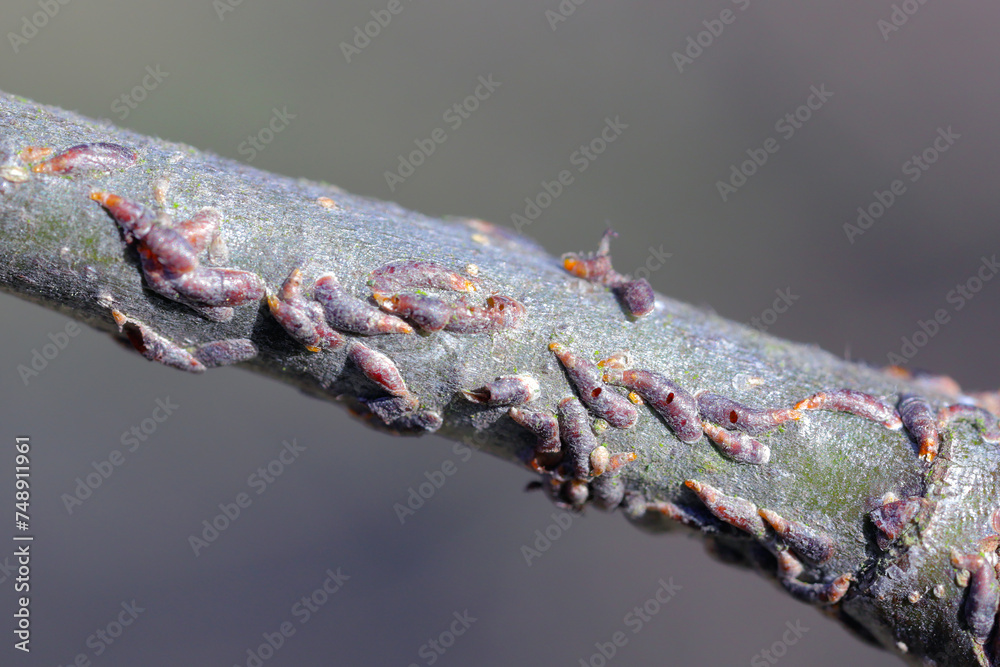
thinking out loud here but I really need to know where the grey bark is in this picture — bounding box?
[0,91,995,666]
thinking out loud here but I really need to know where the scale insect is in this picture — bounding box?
[92,191,265,322]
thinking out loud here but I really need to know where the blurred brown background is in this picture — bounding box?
[2,1,999,665]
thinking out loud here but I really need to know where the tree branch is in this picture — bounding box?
[1,91,995,666]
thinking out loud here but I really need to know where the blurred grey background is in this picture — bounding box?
[2,1,998,665]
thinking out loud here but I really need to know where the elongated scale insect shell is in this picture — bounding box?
[613,278,655,317]
[268,269,345,351]
[558,397,599,478]
[605,452,637,476]
[550,343,638,429]
[117,317,205,373]
[758,508,834,564]
[373,292,453,331]
[91,191,156,240]
[364,395,419,423]
[508,408,560,454]
[701,422,771,465]
[603,368,702,442]
[898,394,940,462]
[697,392,801,436]
[938,404,1000,443]
[684,480,767,540]
[369,260,478,293]
[444,294,526,333]
[795,389,903,430]
[562,229,618,284]
[870,497,923,551]
[464,375,540,406]
[347,341,410,398]
[191,339,258,368]
[33,142,136,174]
[777,551,853,605]
[313,274,413,335]
[951,551,1000,643]
[92,191,265,317]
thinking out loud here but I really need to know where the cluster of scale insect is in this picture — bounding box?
[26,141,1000,653]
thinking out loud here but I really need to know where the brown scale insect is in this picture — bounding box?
[375,292,525,334]
[701,422,771,465]
[602,368,702,443]
[191,339,258,368]
[613,278,655,317]
[443,294,526,333]
[758,508,834,564]
[347,340,410,398]
[684,480,767,540]
[92,192,265,322]
[558,397,600,478]
[898,394,940,462]
[938,404,1000,444]
[951,551,1000,643]
[312,273,413,335]
[563,229,618,284]
[369,260,478,293]
[463,375,540,407]
[776,550,853,605]
[550,343,638,429]
[869,497,924,551]
[795,389,903,430]
[33,142,137,175]
[268,269,345,352]
[696,392,801,436]
[364,394,419,424]
[114,311,205,373]
[562,230,656,318]
[373,292,454,332]
[509,408,560,455]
